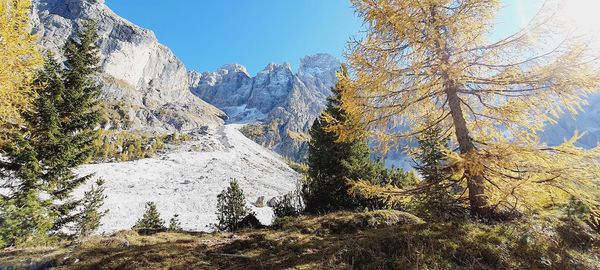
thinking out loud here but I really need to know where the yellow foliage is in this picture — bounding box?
[0,0,42,133]
[338,0,600,213]
[93,130,193,163]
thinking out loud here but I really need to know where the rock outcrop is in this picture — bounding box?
[34,1,599,162]
[31,0,225,132]
[190,53,341,160]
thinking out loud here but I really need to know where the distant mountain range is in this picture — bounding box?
[31,0,337,160]
[190,54,340,160]
[30,0,599,162]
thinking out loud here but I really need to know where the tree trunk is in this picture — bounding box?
[445,86,491,218]
[429,4,491,218]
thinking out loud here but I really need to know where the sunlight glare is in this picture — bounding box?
[559,0,600,33]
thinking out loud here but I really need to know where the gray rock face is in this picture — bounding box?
[191,53,341,160]
[31,0,225,132]
[248,63,295,113]
[189,64,252,109]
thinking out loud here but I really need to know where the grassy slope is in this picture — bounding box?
[1,211,598,270]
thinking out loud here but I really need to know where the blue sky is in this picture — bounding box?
[106,0,543,75]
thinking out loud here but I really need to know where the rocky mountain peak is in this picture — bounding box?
[297,53,341,96]
[32,0,225,132]
[261,62,293,74]
[191,54,341,160]
[219,64,250,77]
[298,53,341,76]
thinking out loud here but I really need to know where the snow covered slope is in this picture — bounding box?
[76,125,300,233]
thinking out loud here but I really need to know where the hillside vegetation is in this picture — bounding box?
[0,211,598,270]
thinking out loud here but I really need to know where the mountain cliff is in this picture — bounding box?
[31,0,226,132]
[30,0,598,162]
[190,53,341,160]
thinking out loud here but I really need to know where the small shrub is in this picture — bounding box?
[562,196,600,233]
[272,216,299,230]
[283,158,309,175]
[74,179,109,237]
[215,179,253,232]
[240,123,265,138]
[168,214,182,231]
[93,130,191,163]
[273,191,304,218]
[237,213,265,229]
[133,202,165,232]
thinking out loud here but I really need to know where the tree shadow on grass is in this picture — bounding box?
[68,241,212,270]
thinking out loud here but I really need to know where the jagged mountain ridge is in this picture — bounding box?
[190,53,341,160]
[31,0,226,132]
[30,0,599,162]
[189,51,600,161]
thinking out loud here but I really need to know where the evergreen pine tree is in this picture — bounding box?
[0,21,104,245]
[415,126,448,185]
[168,214,182,231]
[48,21,103,230]
[413,124,460,218]
[304,65,418,213]
[73,179,108,237]
[0,136,54,247]
[215,179,251,232]
[37,22,101,230]
[0,116,55,247]
[304,65,374,213]
[134,202,165,231]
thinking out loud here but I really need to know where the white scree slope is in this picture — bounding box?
[76,124,300,233]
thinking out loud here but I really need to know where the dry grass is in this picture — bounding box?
[1,211,598,270]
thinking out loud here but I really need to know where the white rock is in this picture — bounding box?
[76,125,300,233]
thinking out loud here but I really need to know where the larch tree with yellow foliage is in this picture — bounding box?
[0,0,42,135]
[332,0,600,217]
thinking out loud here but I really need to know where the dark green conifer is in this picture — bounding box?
[0,57,63,247]
[0,21,104,246]
[413,124,459,218]
[0,136,54,247]
[215,179,251,232]
[304,65,374,213]
[168,214,182,231]
[44,21,102,231]
[134,202,165,230]
[74,179,108,237]
[304,65,418,213]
